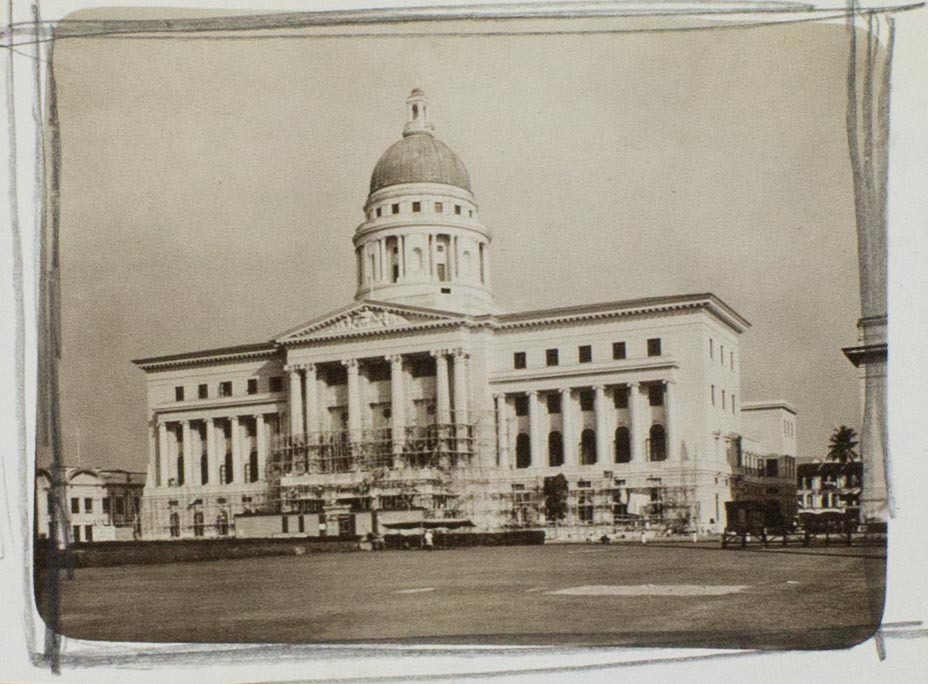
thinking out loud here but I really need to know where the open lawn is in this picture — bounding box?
[45,542,885,649]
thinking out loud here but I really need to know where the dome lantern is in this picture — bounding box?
[403,88,433,137]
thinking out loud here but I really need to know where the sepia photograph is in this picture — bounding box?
[4,0,928,681]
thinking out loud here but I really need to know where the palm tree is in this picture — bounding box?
[827,425,859,464]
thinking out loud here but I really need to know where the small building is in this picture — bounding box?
[797,460,863,520]
[35,467,146,544]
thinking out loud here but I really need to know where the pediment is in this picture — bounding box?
[275,301,467,344]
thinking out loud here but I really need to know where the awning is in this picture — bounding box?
[381,519,475,530]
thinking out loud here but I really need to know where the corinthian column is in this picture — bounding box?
[387,354,406,455]
[344,359,362,441]
[495,394,509,469]
[594,385,609,466]
[231,415,242,484]
[205,417,217,487]
[561,388,575,467]
[288,365,304,438]
[433,351,451,425]
[255,413,267,482]
[158,421,169,487]
[452,349,469,424]
[181,420,194,487]
[304,363,319,440]
[628,382,643,463]
[664,380,679,462]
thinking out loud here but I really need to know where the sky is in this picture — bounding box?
[51,15,863,472]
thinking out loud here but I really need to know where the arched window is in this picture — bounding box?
[649,424,666,462]
[614,426,631,463]
[516,433,531,469]
[193,511,204,537]
[169,512,180,538]
[548,431,563,467]
[580,428,597,465]
[216,511,229,536]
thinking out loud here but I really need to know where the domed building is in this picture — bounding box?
[133,91,797,541]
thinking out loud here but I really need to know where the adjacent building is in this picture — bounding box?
[133,90,799,540]
[797,460,862,520]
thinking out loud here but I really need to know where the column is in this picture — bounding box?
[528,391,541,469]
[664,379,679,462]
[628,382,644,463]
[344,359,362,441]
[182,420,194,487]
[255,413,267,482]
[451,349,469,423]
[495,394,509,469]
[304,363,318,440]
[158,421,169,487]
[288,365,304,437]
[399,235,407,278]
[433,351,451,425]
[388,354,406,455]
[147,421,157,489]
[206,417,217,487]
[594,385,609,465]
[428,234,436,280]
[231,415,242,484]
[561,388,575,467]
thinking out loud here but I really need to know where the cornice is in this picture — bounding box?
[133,344,279,372]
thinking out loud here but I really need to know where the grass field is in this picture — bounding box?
[45,542,886,649]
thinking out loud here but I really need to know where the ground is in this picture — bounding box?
[45,542,885,649]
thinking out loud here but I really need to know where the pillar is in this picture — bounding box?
[434,351,451,425]
[594,385,609,466]
[206,417,217,487]
[452,349,469,424]
[388,354,405,455]
[528,390,541,469]
[231,415,242,484]
[147,421,157,489]
[255,413,267,482]
[288,365,304,437]
[561,388,575,467]
[158,421,169,487]
[304,363,318,440]
[495,394,509,469]
[664,379,679,462]
[344,359,362,441]
[628,382,643,463]
[182,420,194,487]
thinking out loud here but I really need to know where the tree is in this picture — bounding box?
[543,474,569,524]
[826,425,860,464]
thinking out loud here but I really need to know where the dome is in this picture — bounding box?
[369,132,472,194]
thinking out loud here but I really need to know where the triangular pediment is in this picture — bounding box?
[275,301,469,344]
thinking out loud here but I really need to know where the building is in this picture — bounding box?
[35,467,145,544]
[797,461,863,520]
[134,90,798,540]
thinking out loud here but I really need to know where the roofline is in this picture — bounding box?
[496,293,751,332]
[133,341,278,371]
[741,400,798,415]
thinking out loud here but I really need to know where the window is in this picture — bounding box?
[412,201,421,213]
[219,381,232,397]
[198,383,208,399]
[580,429,597,465]
[615,427,631,463]
[391,203,400,214]
[578,345,592,363]
[578,492,594,524]
[85,525,93,543]
[298,515,305,533]
[614,387,628,409]
[175,386,184,401]
[515,433,531,468]
[766,459,780,478]
[612,341,626,360]
[514,395,529,417]
[648,384,664,406]
[546,392,561,414]
[269,375,283,392]
[169,512,181,538]
[649,424,667,462]
[513,351,526,369]
[70,497,79,514]
[548,431,564,466]
[454,204,462,215]
[579,390,594,412]
[468,209,474,217]
[647,338,662,356]
[376,207,382,218]
[282,516,289,534]
[546,349,559,366]
[247,378,258,395]
[193,511,204,537]
[84,497,93,513]
[102,497,110,515]
[72,526,80,543]
[434,201,443,213]
[216,511,229,536]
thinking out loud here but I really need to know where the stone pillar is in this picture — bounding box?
[255,413,266,482]
[344,359,362,441]
[594,385,609,466]
[206,417,217,487]
[388,354,405,455]
[452,349,469,424]
[231,415,242,484]
[495,394,509,469]
[664,380,680,462]
[147,421,157,491]
[433,351,451,425]
[528,391,541,469]
[304,363,318,440]
[628,382,643,463]
[288,365,304,437]
[561,388,575,467]
[181,420,194,487]
[158,421,169,487]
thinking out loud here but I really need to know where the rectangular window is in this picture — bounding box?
[545,349,559,366]
[282,516,289,534]
[115,497,125,515]
[376,207,382,218]
[613,387,628,409]
[612,342,626,360]
[578,345,592,363]
[648,384,664,406]
[514,395,529,417]
[269,375,283,392]
[85,525,93,543]
[579,390,594,412]
[412,201,421,213]
[175,386,184,401]
[513,351,526,369]
[434,201,443,213]
[219,381,232,397]
[102,497,110,515]
[84,497,93,514]
[469,209,474,217]
[391,203,400,214]
[546,392,561,414]
[647,338,662,357]
[298,515,305,533]
[454,204,462,215]
[72,525,80,543]
[247,378,258,395]
[70,497,79,514]
[198,383,208,399]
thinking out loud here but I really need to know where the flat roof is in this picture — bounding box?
[741,400,798,415]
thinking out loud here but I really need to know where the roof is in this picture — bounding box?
[132,341,278,372]
[741,400,798,415]
[369,132,471,194]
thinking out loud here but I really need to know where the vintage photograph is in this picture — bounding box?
[28,1,896,657]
